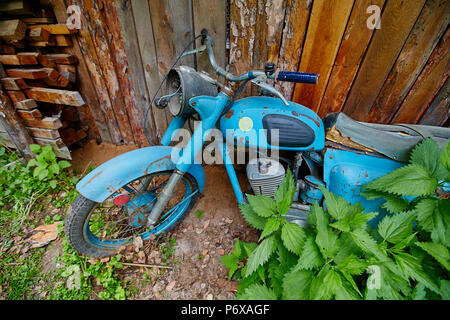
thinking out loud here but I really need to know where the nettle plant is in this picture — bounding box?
[221,138,449,300]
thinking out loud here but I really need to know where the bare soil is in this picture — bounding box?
[65,140,258,299]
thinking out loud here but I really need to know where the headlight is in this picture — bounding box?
[164,66,218,117]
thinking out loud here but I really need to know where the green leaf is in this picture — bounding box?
[350,229,389,262]
[412,283,427,300]
[239,203,267,230]
[393,252,440,293]
[236,283,278,300]
[58,160,71,169]
[334,277,361,300]
[440,279,450,300]
[26,158,38,168]
[365,164,438,196]
[281,269,313,300]
[275,169,295,215]
[415,198,438,232]
[377,211,416,244]
[416,198,450,246]
[314,206,338,258]
[38,169,49,181]
[337,254,368,276]
[320,187,349,220]
[441,139,450,173]
[390,232,417,253]
[410,138,449,180]
[312,268,342,300]
[49,163,60,175]
[415,242,450,271]
[49,179,57,189]
[246,194,276,218]
[293,236,324,271]
[281,222,306,254]
[29,144,41,154]
[245,236,277,277]
[260,217,281,240]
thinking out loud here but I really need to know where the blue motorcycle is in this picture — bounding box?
[65,30,450,257]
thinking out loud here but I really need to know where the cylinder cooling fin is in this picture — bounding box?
[246,157,285,198]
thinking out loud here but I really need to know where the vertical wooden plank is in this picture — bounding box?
[147,0,195,134]
[0,83,34,161]
[368,0,450,123]
[391,28,449,124]
[67,0,123,145]
[80,0,135,145]
[193,0,226,76]
[149,0,195,76]
[318,0,386,118]
[50,0,107,143]
[292,0,355,112]
[342,0,427,121]
[229,0,258,96]
[252,0,287,70]
[276,0,312,100]
[418,78,449,126]
[126,0,166,142]
[102,0,150,146]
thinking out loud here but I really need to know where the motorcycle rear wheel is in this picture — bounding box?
[65,170,199,257]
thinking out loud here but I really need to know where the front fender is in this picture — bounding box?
[76,146,205,203]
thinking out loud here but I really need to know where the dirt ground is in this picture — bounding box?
[64,140,259,299]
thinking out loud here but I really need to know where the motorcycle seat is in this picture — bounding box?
[322,112,450,162]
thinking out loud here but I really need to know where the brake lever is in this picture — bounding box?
[251,77,289,106]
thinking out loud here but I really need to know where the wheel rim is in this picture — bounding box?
[82,171,196,249]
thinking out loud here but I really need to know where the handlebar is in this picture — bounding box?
[275,71,319,84]
[202,31,318,85]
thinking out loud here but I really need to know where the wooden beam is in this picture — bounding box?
[0,82,34,161]
[0,19,27,41]
[6,90,26,103]
[26,27,51,41]
[14,98,37,110]
[43,53,77,64]
[22,117,62,129]
[55,34,72,47]
[34,137,65,149]
[17,108,43,120]
[6,68,48,79]
[28,24,77,35]
[60,127,88,146]
[0,77,28,91]
[25,87,85,106]
[0,1,34,15]
[26,127,60,139]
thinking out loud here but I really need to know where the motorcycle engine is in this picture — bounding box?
[246,157,285,198]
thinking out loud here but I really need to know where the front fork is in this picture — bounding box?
[147,92,230,226]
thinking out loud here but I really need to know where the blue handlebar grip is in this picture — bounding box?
[276,71,319,84]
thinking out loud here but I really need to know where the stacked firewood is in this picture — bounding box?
[0,1,88,159]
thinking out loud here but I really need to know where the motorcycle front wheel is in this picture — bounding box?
[65,170,199,257]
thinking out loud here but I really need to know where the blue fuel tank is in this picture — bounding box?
[219,96,325,151]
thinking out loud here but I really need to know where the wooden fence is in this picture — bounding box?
[69,0,449,147]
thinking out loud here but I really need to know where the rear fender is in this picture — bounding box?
[76,146,205,203]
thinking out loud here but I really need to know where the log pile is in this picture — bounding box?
[0,1,89,159]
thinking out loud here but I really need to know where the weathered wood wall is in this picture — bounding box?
[70,0,449,148]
